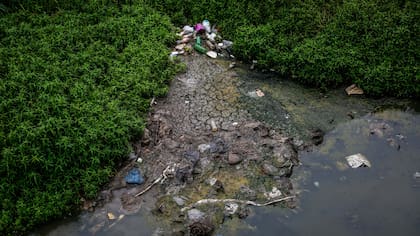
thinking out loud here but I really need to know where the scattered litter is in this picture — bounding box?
[175,43,186,51]
[313,181,320,188]
[108,214,125,229]
[173,21,235,59]
[136,157,143,163]
[255,89,265,97]
[107,212,116,220]
[414,172,420,179]
[229,62,236,69]
[345,84,364,95]
[264,187,282,199]
[202,20,211,33]
[206,51,217,59]
[193,44,207,54]
[125,168,144,184]
[185,100,190,104]
[250,60,257,70]
[183,25,194,34]
[232,122,238,126]
[345,153,371,168]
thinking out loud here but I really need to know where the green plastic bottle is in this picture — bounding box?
[194,44,207,54]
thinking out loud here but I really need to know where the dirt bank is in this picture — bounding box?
[85,55,300,235]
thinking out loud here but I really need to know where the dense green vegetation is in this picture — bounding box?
[147,0,419,97]
[0,0,418,235]
[0,2,179,235]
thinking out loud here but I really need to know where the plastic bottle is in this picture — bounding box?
[202,20,211,33]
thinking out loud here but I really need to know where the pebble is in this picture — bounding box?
[198,144,211,153]
[262,162,279,176]
[173,196,186,206]
[228,153,242,165]
[187,209,205,222]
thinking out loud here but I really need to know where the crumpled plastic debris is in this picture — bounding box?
[125,168,145,184]
[345,84,364,95]
[345,153,371,168]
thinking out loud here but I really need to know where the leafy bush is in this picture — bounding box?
[0,4,179,235]
[147,0,419,97]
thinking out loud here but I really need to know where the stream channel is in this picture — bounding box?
[34,56,420,236]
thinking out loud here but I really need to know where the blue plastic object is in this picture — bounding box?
[125,168,144,184]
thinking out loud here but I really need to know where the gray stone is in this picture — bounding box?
[198,144,211,153]
[262,162,279,176]
[173,196,186,206]
[188,209,205,222]
[228,153,242,165]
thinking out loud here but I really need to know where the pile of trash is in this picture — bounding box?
[170,20,234,60]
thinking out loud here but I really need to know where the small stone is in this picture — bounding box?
[228,153,242,165]
[239,185,257,201]
[198,144,211,153]
[173,196,186,206]
[164,138,180,150]
[225,203,239,215]
[262,162,279,176]
[188,209,205,222]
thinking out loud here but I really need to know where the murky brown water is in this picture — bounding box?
[33,58,420,236]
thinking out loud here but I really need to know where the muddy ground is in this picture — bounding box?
[85,54,306,235]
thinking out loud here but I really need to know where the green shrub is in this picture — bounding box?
[147,0,419,97]
[0,4,178,235]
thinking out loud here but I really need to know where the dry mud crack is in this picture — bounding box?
[89,55,300,235]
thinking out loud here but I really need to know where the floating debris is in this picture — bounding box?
[345,153,371,168]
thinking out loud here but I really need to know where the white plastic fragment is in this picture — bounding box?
[264,187,282,199]
[206,50,217,59]
[345,153,371,168]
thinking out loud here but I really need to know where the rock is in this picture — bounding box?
[209,137,228,154]
[173,196,186,206]
[225,203,239,215]
[189,219,214,236]
[262,162,279,176]
[187,209,205,222]
[237,206,251,219]
[387,138,400,150]
[228,152,242,165]
[311,128,324,145]
[198,144,211,153]
[239,185,257,201]
[183,150,200,166]
[164,138,180,150]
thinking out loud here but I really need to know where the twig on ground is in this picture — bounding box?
[181,195,295,212]
[135,164,176,197]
